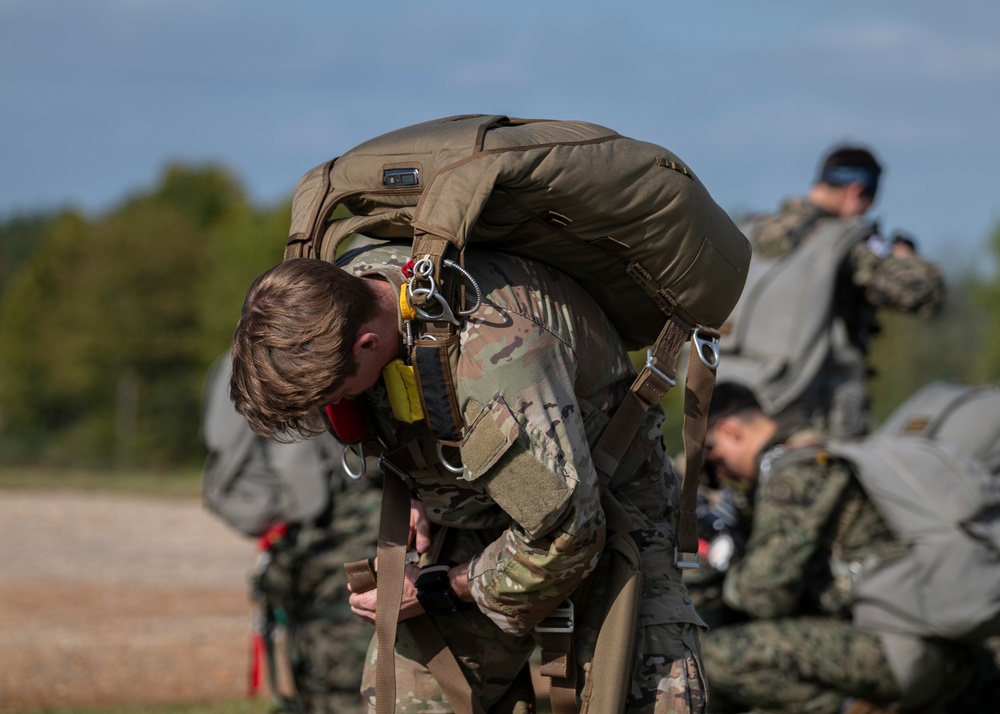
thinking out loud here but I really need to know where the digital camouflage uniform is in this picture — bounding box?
[253,476,381,714]
[702,432,970,714]
[722,197,945,438]
[346,244,707,713]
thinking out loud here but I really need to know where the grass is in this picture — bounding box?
[0,464,204,498]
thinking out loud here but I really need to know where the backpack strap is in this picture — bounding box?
[591,316,718,564]
[534,318,708,714]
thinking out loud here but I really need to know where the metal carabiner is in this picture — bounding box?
[692,327,720,370]
[436,442,466,475]
[408,284,460,325]
[341,442,366,480]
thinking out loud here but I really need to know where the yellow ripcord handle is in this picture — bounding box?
[383,285,423,422]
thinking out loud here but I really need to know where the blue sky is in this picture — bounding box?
[2,1,998,273]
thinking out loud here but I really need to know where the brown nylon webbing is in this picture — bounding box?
[677,339,718,557]
[405,617,486,714]
[373,470,411,714]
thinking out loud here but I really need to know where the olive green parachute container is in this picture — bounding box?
[285,114,750,347]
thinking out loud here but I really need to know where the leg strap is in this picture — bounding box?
[345,470,486,714]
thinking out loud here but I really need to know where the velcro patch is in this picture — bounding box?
[461,395,572,538]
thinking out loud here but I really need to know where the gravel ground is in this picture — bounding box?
[0,490,259,711]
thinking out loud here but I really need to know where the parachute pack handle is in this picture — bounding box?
[474,115,510,152]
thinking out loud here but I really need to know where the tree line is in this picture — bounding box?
[1,163,998,469]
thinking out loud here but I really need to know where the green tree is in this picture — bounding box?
[0,211,62,296]
[972,224,1000,383]
[866,263,988,425]
[0,163,253,467]
[196,198,292,365]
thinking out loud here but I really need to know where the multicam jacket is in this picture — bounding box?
[345,243,703,637]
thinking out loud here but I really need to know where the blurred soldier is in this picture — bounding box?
[229,245,708,713]
[201,350,379,714]
[686,144,948,656]
[698,382,997,714]
[718,144,944,438]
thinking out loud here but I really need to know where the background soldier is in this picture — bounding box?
[201,351,379,714]
[718,144,945,438]
[685,144,948,635]
[698,382,993,714]
[229,244,708,713]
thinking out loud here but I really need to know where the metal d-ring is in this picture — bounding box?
[692,327,720,370]
[436,442,466,475]
[341,442,366,480]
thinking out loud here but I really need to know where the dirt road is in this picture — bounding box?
[0,490,259,711]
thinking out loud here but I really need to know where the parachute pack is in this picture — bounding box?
[874,380,1000,476]
[829,435,1000,643]
[201,351,343,537]
[285,112,750,547]
[284,114,751,714]
[717,212,873,417]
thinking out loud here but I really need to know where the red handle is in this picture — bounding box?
[323,400,370,444]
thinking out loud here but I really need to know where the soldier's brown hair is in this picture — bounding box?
[707,382,765,431]
[230,258,377,440]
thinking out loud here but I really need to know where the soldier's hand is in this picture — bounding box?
[348,562,426,623]
[410,499,432,555]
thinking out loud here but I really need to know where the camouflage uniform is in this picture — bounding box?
[253,477,381,714]
[702,432,970,714]
[346,244,707,713]
[202,352,379,714]
[722,197,945,438]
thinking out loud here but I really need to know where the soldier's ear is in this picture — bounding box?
[352,331,380,359]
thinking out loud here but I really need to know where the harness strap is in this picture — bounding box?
[678,335,719,558]
[592,316,717,561]
[531,317,700,714]
[345,497,486,714]
[541,629,578,713]
[372,467,411,714]
[405,617,487,714]
[591,316,688,487]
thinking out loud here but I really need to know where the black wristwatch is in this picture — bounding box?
[415,563,468,615]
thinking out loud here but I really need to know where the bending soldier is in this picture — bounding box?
[229,245,708,713]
